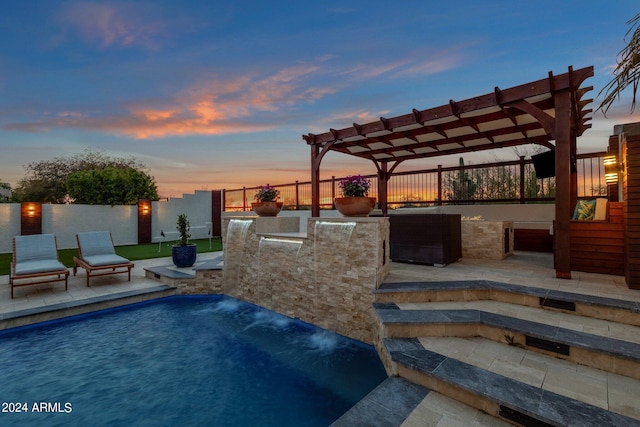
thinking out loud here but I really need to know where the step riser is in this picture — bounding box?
[375,289,640,327]
[383,322,640,381]
[385,339,640,426]
[396,363,576,427]
[396,364,503,420]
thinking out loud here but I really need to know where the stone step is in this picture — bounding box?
[331,376,513,427]
[144,255,224,293]
[397,300,640,346]
[374,280,640,327]
[416,336,640,421]
[376,306,640,380]
[384,337,640,427]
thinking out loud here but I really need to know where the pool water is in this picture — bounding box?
[0,296,387,426]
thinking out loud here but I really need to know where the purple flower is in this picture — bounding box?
[254,184,280,202]
[338,175,371,197]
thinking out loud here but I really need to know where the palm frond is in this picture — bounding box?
[597,13,640,115]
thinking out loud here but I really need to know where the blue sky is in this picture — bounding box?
[1,1,639,197]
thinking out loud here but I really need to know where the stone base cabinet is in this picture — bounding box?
[388,214,462,266]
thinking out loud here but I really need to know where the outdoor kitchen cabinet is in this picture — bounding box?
[388,214,462,266]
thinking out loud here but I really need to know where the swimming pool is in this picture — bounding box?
[0,295,387,426]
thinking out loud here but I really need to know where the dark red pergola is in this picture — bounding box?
[303,65,594,279]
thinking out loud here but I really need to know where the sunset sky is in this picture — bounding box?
[1,1,639,198]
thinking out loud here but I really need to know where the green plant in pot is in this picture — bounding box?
[172,213,197,267]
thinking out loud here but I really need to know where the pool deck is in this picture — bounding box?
[1,251,639,426]
[0,252,223,329]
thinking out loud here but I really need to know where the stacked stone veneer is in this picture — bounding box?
[144,268,224,294]
[461,219,514,260]
[221,216,390,344]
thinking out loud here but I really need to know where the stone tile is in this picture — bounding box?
[542,365,608,409]
[400,400,443,426]
[334,377,429,427]
[471,411,513,427]
[575,364,608,382]
[609,323,640,344]
[612,356,640,380]
[607,373,640,420]
[488,357,545,388]
[486,340,529,364]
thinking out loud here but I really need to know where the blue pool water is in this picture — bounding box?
[0,295,386,427]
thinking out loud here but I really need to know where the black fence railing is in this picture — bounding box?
[223,152,608,211]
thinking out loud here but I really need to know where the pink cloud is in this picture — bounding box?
[2,64,337,139]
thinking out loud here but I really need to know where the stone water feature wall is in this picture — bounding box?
[461,219,514,260]
[222,216,390,344]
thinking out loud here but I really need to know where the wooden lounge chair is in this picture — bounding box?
[10,234,69,299]
[73,231,134,287]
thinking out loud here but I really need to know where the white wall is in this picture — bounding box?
[1,198,554,254]
[152,190,213,241]
[223,204,555,235]
[388,204,555,230]
[45,204,138,249]
[0,191,216,253]
[0,204,21,253]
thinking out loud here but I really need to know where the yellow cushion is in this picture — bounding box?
[594,198,608,221]
[572,199,595,220]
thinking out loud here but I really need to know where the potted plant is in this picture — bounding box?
[172,213,197,267]
[251,184,283,216]
[334,175,376,216]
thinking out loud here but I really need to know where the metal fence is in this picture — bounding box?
[223,152,608,211]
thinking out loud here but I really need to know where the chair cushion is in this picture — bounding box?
[82,254,131,267]
[15,259,67,275]
[14,234,59,263]
[77,231,116,257]
[572,199,596,220]
[594,198,608,221]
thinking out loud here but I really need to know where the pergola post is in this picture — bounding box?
[311,144,320,217]
[377,162,389,215]
[554,90,573,279]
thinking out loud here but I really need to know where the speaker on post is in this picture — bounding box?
[532,150,555,179]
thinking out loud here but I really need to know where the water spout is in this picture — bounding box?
[258,237,303,258]
[224,219,253,290]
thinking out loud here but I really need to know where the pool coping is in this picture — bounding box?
[0,284,177,330]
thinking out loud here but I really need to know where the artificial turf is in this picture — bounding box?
[0,238,222,276]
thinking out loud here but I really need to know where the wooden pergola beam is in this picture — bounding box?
[304,65,594,278]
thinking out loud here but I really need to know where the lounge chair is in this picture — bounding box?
[73,231,134,287]
[10,234,69,298]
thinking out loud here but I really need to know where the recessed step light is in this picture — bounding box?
[526,335,570,355]
[539,297,576,311]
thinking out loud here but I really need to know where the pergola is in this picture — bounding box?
[303,65,594,279]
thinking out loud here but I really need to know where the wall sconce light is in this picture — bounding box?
[139,200,151,216]
[603,154,621,184]
[21,202,42,235]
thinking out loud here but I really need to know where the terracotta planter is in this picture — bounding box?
[334,197,376,217]
[251,201,283,217]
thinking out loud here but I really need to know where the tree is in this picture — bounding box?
[471,165,517,200]
[0,181,10,202]
[12,150,159,204]
[66,167,159,205]
[597,13,640,114]
[445,157,477,201]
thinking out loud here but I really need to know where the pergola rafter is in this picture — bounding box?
[303,65,594,279]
